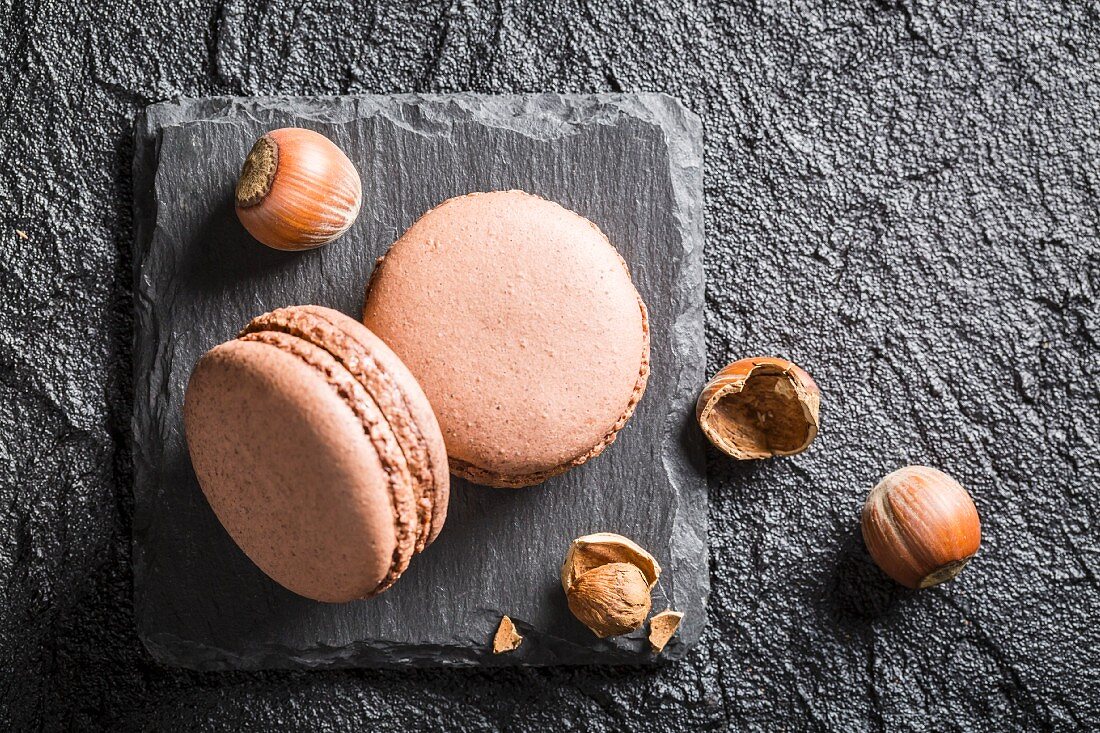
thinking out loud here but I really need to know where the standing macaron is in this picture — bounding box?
[184,306,449,603]
[363,190,650,488]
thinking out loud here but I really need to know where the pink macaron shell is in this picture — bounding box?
[184,337,402,603]
[363,190,649,487]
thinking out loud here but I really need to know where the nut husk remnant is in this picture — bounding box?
[566,562,652,638]
[493,615,523,654]
[696,356,820,460]
[648,610,684,653]
[561,532,661,593]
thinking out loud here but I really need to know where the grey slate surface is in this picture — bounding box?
[1,0,1098,730]
[131,93,707,669]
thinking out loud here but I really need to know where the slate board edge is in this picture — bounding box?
[131,93,708,669]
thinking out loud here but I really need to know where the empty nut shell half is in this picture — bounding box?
[560,532,661,593]
[696,357,820,460]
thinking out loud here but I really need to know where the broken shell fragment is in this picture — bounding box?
[493,615,523,654]
[566,562,652,638]
[560,532,661,593]
[648,610,684,653]
[696,356,820,459]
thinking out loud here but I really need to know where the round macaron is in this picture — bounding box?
[183,305,449,603]
[362,190,650,489]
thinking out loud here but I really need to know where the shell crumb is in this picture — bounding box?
[493,615,523,654]
[648,609,684,653]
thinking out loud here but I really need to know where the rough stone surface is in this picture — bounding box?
[1,0,1098,730]
[132,93,707,669]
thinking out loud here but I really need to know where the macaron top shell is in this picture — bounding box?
[243,305,450,549]
[184,337,402,602]
[184,306,449,603]
[362,190,650,488]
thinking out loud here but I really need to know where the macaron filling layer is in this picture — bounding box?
[242,307,446,551]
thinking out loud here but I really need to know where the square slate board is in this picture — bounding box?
[132,94,706,669]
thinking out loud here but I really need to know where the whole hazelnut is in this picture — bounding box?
[861,466,981,589]
[235,128,362,251]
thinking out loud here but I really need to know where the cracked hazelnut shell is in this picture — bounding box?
[696,356,820,459]
[861,466,981,589]
[492,615,523,654]
[648,610,684,653]
[560,532,661,593]
[561,534,660,638]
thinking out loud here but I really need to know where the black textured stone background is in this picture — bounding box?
[1,1,1097,730]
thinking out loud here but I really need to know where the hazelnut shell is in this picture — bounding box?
[648,610,684,653]
[696,356,820,459]
[492,615,523,654]
[235,127,362,251]
[560,532,661,593]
